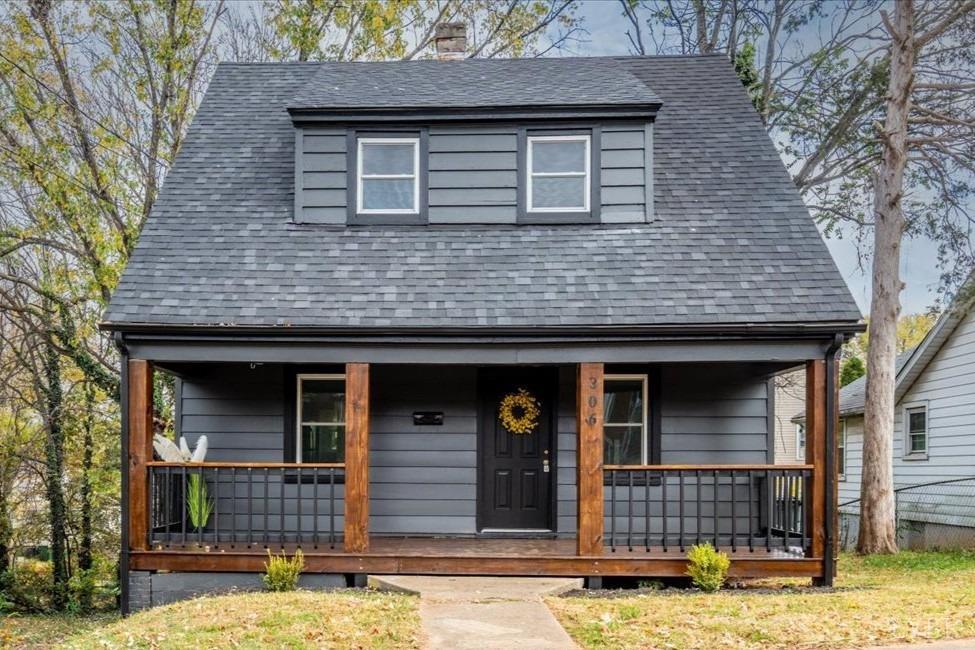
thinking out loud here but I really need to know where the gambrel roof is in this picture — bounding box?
[103,55,861,331]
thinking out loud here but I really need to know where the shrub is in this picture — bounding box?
[262,549,304,592]
[5,560,53,611]
[685,543,730,592]
[186,473,214,531]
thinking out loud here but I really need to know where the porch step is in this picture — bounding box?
[368,575,581,601]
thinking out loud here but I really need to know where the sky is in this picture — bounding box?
[571,0,948,316]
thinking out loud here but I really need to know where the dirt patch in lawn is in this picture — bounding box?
[547,551,975,649]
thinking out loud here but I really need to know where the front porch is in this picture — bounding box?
[123,355,837,588]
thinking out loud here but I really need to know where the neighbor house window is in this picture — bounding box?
[795,423,806,461]
[296,374,345,463]
[838,419,847,479]
[905,403,928,457]
[604,375,648,465]
[527,135,590,212]
[356,138,419,214]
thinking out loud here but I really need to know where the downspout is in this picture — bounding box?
[823,333,843,586]
[114,333,130,615]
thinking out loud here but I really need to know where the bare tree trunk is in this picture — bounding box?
[77,381,95,611]
[858,0,914,555]
[42,332,70,607]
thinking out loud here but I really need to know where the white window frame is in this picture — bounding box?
[296,373,345,463]
[838,418,847,481]
[356,137,420,215]
[795,423,806,461]
[604,374,649,465]
[526,135,591,213]
[903,401,929,459]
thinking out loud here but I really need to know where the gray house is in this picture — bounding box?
[102,27,862,612]
[831,274,975,549]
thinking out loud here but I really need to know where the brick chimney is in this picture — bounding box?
[434,22,467,60]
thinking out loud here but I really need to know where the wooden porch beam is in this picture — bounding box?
[344,363,370,553]
[805,360,826,560]
[577,362,604,556]
[127,359,154,552]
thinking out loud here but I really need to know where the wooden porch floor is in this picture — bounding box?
[133,536,818,579]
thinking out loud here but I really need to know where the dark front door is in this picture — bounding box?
[477,368,556,532]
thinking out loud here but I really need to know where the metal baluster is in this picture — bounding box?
[696,470,702,545]
[231,468,237,548]
[679,470,685,552]
[198,467,204,547]
[627,470,634,551]
[783,472,790,550]
[610,470,617,552]
[148,466,155,549]
[646,470,652,552]
[297,467,302,546]
[661,470,668,552]
[747,470,754,552]
[213,468,219,548]
[329,468,336,549]
[280,466,285,548]
[247,468,253,547]
[765,469,772,552]
[181,465,187,548]
[263,468,269,548]
[313,468,319,549]
[713,470,719,548]
[164,467,171,548]
[731,470,737,553]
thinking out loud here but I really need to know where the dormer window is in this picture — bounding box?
[527,135,590,212]
[356,137,420,214]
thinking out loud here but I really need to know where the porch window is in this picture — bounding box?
[904,403,928,458]
[527,135,590,212]
[296,374,345,463]
[356,137,419,214]
[604,375,648,465]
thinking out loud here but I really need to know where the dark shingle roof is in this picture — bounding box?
[103,55,862,330]
[289,58,660,110]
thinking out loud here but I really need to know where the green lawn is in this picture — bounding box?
[1,590,420,649]
[547,551,975,649]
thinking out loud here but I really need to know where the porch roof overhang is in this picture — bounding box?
[108,321,863,365]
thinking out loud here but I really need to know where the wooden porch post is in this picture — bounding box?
[577,363,604,556]
[344,363,370,553]
[127,359,154,552]
[805,360,826,562]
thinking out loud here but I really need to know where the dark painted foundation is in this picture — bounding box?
[128,571,347,611]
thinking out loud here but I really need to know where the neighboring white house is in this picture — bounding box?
[774,369,806,464]
[819,275,975,549]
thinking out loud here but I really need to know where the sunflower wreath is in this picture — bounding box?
[498,388,541,435]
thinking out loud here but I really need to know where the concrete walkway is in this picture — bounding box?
[370,575,580,649]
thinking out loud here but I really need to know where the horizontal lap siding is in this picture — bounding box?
[369,366,478,534]
[297,128,346,224]
[600,124,647,222]
[842,311,975,528]
[428,127,517,224]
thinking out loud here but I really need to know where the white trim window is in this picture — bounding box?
[296,374,345,463]
[795,423,806,461]
[356,137,420,214]
[603,374,649,465]
[526,135,590,212]
[838,419,847,480]
[904,403,929,458]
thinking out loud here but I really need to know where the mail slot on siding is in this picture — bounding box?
[413,411,444,426]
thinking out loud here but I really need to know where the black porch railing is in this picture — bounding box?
[147,462,345,550]
[603,464,814,555]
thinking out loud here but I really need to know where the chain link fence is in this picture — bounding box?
[839,477,975,551]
